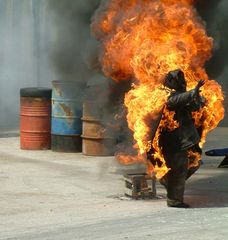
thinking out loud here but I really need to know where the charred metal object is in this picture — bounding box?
[124,173,156,199]
[205,148,228,168]
[218,156,228,168]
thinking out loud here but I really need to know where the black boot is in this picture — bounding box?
[167,200,190,208]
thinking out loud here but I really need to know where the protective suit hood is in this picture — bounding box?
[164,69,186,92]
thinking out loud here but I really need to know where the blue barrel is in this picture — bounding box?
[51,81,82,152]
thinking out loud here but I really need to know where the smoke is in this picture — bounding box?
[47,0,135,151]
[47,0,228,134]
[196,0,228,126]
[0,0,132,145]
[89,0,228,128]
[48,0,100,81]
[47,0,100,110]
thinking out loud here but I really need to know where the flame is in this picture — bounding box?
[188,150,201,169]
[92,0,225,179]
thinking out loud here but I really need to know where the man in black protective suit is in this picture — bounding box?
[158,69,205,208]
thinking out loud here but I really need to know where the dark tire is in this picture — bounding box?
[20,88,52,98]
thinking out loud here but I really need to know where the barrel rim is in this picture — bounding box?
[52,115,82,119]
[52,80,77,85]
[20,88,52,98]
[52,134,81,137]
[52,98,82,102]
[81,135,114,140]
[81,117,101,122]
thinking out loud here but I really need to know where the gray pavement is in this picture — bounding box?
[0,128,228,240]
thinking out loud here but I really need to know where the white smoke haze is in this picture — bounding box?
[0,0,227,133]
[0,0,56,131]
[0,0,101,132]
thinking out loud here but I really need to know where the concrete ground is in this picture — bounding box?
[0,128,228,240]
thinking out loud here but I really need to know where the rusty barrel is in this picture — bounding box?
[82,101,115,156]
[20,88,52,150]
[51,81,82,152]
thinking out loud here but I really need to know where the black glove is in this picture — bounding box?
[194,79,205,94]
[191,79,205,101]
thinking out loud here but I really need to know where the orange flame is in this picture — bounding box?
[92,0,225,179]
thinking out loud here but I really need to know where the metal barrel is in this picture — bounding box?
[51,81,82,152]
[20,88,52,150]
[82,101,115,156]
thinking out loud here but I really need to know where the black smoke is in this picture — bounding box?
[48,0,100,86]
[196,0,228,126]
[48,0,135,150]
[48,0,228,130]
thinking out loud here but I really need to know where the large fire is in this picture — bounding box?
[92,0,225,179]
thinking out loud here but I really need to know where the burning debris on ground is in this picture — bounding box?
[124,173,157,200]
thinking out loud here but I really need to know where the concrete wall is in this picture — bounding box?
[0,0,57,131]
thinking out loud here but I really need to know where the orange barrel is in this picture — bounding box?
[20,88,52,150]
[82,100,116,156]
